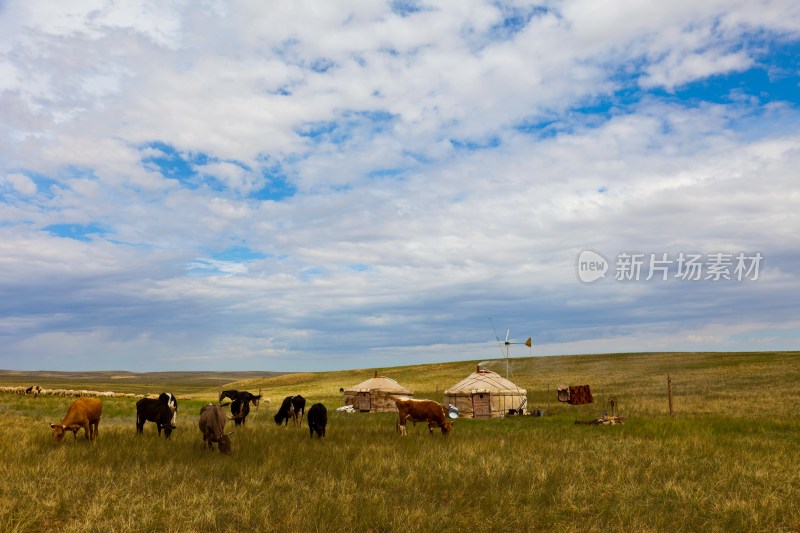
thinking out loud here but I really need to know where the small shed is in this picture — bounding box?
[343,373,413,413]
[443,367,527,418]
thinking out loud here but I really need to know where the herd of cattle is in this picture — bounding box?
[32,388,454,453]
[43,389,338,454]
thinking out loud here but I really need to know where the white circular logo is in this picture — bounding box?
[577,250,608,283]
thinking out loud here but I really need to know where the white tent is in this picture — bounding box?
[443,367,527,418]
[342,374,413,413]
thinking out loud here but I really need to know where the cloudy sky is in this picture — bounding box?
[1,1,799,372]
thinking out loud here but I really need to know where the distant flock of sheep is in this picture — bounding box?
[0,385,155,399]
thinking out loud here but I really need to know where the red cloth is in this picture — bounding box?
[568,385,593,405]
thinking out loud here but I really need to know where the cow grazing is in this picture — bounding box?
[229,398,253,426]
[198,404,232,454]
[220,390,262,426]
[307,403,327,439]
[220,389,262,406]
[274,395,306,427]
[395,398,452,436]
[136,398,174,439]
[158,392,178,427]
[50,397,103,443]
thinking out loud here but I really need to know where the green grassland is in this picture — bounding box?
[1,351,799,532]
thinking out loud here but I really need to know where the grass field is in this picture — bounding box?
[1,351,799,532]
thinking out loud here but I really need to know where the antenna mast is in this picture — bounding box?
[489,318,532,379]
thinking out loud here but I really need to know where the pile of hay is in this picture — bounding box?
[575,415,625,425]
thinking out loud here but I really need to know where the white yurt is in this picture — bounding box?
[443,366,527,418]
[342,373,413,412]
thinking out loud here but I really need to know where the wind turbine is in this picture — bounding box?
[489,318,532,379]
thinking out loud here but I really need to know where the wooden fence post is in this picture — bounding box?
[667,374,673,416]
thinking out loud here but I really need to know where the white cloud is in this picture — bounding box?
[4,173,37,196]
[641,50,752,90]
[0,1,799,371]
[199,161,262,195]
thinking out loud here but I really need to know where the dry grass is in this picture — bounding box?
[1,351,799,532]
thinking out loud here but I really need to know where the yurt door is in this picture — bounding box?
[357,392,371,412]
[472,393,491,418]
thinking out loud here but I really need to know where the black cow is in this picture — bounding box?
[230,398,250,426]
[307,403,327,439]
[274,395,306,427]
[220,390,262,426]
[136,398,174,438]
[220,390,262,405]
[158,392,178,428]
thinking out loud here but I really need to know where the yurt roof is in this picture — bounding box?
[345,375,412,394]
[444,369,526,394]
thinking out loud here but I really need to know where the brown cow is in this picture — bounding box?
[395,398,452,436]
[198,404,232,454]
[50,397,102,443]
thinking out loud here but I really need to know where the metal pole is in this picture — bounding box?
[506,344,509,379]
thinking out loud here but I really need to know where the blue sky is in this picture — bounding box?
[1,1,799,372]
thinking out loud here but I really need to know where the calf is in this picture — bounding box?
[136,398,174,438]
[273,395,306,427]
[395,398,452,436]
[50,397,103,442]
[307,403,327,439]
[198,404,232,454]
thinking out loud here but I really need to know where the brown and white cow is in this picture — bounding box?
[198,404,232,454]
[50,397,103,443]
[395,398,452,436]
